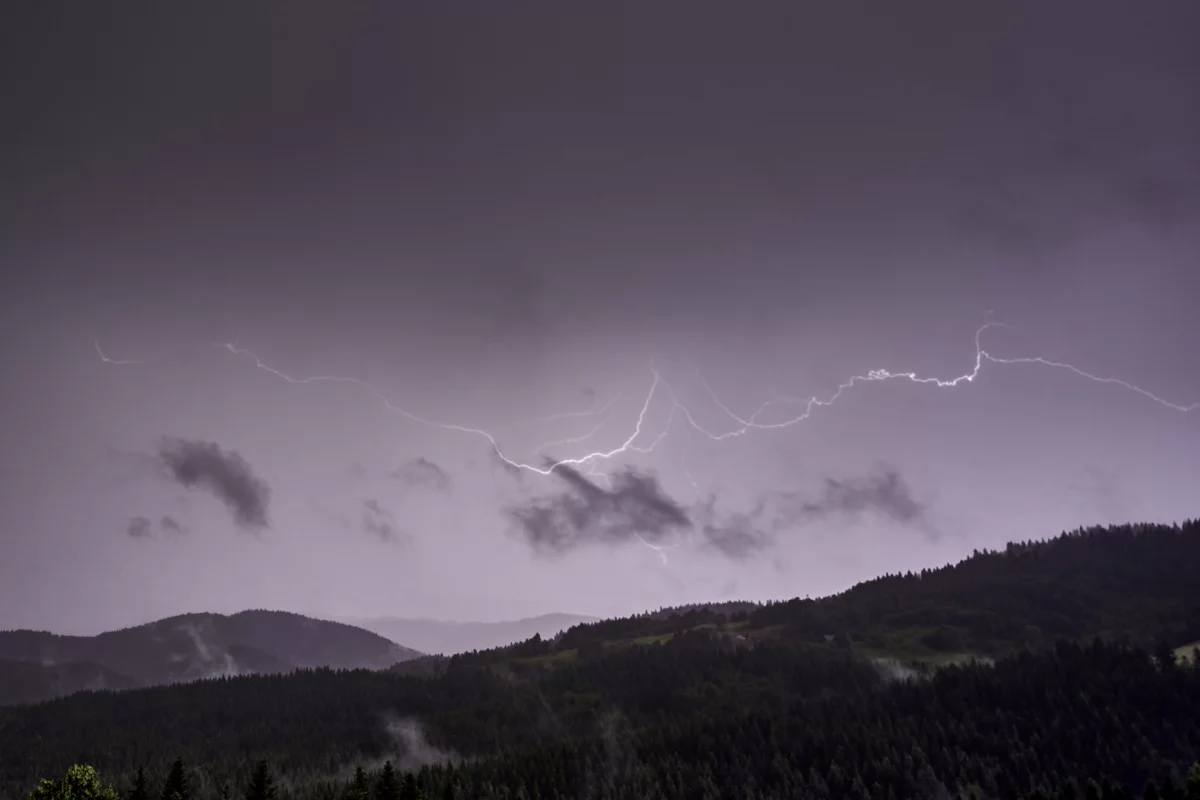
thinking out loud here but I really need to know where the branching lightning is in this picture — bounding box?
[214,342,672,477]
[96,322,1196,559]
[94,340,149,366]
[529,420,611,458]
[688,323,1197,439]
[510,393,621,427]
[96,323,1197,478]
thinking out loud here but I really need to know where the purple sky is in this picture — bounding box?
[2,2,1198,635]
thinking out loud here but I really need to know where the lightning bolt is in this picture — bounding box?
[214,342,672,478]
[634,532,682,565]
[94,340,149,366]
[682,466,702,502]
[529,419,611,457]
[510,392,621,427]
[95,323,1196,474]
[678,322,1196,441]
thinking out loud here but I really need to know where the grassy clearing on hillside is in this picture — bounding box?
[1176,641,1200,664]
[631,633,674,646]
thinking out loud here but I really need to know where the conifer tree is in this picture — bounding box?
[126,769,149,800]
[1158,775,1182,800]
[346,768,369,800]
[374,763,398,800]
[244,761,277,800]
[1186,763,1200,800]
[398,773,421,800]
[160,760,188,800]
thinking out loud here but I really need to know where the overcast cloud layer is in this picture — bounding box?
[1,2,1198,634]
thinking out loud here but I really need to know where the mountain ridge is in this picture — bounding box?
[0,609,422,705]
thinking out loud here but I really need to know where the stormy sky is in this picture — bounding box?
[2,2,1198,635]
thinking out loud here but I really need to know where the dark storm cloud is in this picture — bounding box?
[156,438,271,529]
[804,469,924,523]
[774,467,929,536]
[127,515,188,538]
[693,496,774,561]
[362,499,400,542]
[160,515,185,534]
[508,462,692,555]
[700,517,771,561]
[690,470,932,558]
[389,457,452,491]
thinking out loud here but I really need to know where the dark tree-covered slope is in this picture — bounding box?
[750,521,1200,652]
[555,521,1200,661]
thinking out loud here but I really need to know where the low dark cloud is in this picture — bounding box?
[126,514,188,539]
[160,515,185,534]
[389,457,452,491]
[362,499,401,542]
[797,468,924,524]
[508,462,691,556]
[156,438,271,528]
[694,497,773,561]
[126,516,153,539]
[772,466,931,539]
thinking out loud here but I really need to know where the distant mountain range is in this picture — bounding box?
[331,612,599,655]
[0,610,422,705]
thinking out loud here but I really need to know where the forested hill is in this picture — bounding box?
[550,521,1200,662]
[771,520,1200,645]
[0,610,422,705]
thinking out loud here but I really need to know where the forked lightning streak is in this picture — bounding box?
[94,324,1197,482]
